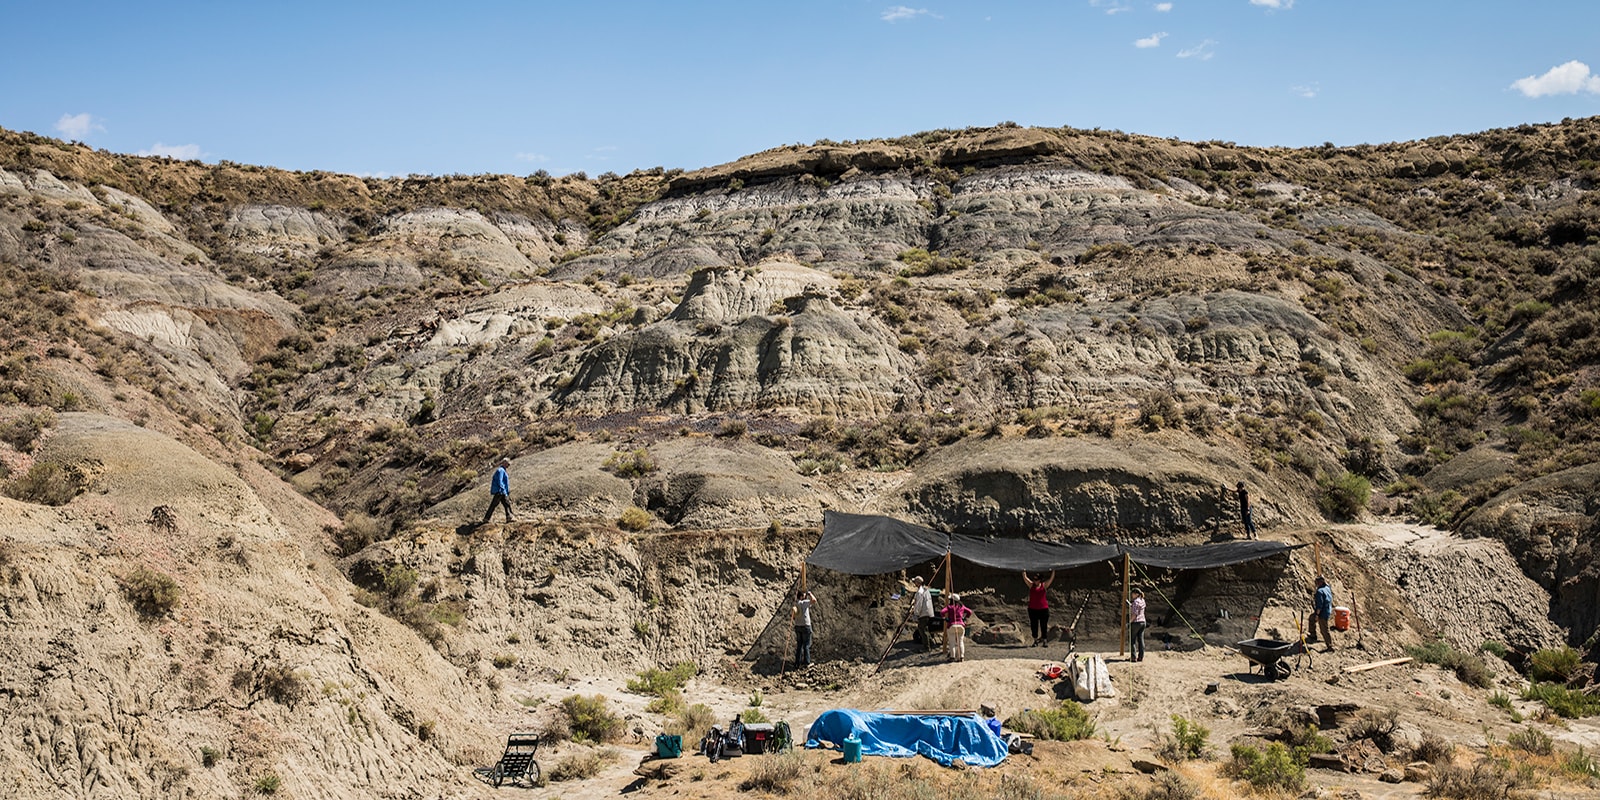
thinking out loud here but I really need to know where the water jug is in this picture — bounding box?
[843,734,862,763]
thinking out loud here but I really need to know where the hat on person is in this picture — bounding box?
[499,458,510,466]
[912,576,924,585]
[948,593,961,603]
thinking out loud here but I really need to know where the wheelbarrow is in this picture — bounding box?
[1233,638,1300,680]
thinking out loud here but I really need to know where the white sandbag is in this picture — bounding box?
[1067,654,1116,701]
[1091,654,1116,698]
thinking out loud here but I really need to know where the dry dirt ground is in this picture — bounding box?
[479,623,1600,799]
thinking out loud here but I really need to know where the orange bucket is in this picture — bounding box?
[1332,606,1351,632]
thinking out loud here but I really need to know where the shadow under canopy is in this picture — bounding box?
[744,512,1301,672]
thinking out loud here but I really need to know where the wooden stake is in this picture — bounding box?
[1120,552,1130,656]
[1342,657,1411,674]
[1313,541,1322,578]
[1355,586,1364,647]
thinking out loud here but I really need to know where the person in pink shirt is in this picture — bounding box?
[1127,588,1147,662]
[1022,570,1055,647]
[941,594,972,662]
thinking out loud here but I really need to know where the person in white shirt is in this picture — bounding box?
[792,590,816,667]
[1128,588,1148,662]
[911,576,935,651]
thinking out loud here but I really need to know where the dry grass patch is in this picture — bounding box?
[738,750,808,794]
[547,746,618,782]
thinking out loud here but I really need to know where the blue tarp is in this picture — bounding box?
[804,709,1008,767]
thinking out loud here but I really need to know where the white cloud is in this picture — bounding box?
[1154,2,1173,10]
[136,142,202,160]
[1250,0,1293,8]
[515,152,549,163]
[881,6,934,22]
[54,113,102,140]
[1135,32,1167,48]
[1089,0,1131,13]
[1292,83,1319,98]
[1511,60,1600,97]
[1177,39,1216,60]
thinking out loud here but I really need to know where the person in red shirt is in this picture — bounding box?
[1022,570,1055,647]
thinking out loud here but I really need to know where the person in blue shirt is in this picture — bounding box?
[482,458,513,524]
[1308,576,1333,652]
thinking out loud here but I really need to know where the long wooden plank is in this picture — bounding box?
[1341,656,1412,673]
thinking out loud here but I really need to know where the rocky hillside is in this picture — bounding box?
[1,120,1598,797]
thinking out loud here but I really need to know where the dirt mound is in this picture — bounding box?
[0,416,508,799]
[425,438,822,530]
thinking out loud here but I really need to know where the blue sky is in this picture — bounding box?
[3,1,1598,178]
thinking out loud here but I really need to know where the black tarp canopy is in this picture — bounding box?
[808,511,1296,575]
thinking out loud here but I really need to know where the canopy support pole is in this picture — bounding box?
[1120,552,1130,656]
[872,557,948,673]
[941,550,952,656]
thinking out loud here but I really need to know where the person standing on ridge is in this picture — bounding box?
[792,589,816,667]
[910,576,935,650]
[1236,481,1257,539]
[483,458,514,524]
[1127,587,1147,662]
[1022,570,1055,647]
[1308,576,1334,652]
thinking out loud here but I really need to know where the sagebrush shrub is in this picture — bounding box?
[1004,703,1096,741]
[1528,645,1580,683]
[618,506,651,531]
[4,461,84,506]
[561,694,624,743]
[1158,714,1210,762]
[1226,741,1305,792]
[121,566,180,617]
[627,662,697,696]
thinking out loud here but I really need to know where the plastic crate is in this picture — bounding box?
[743,723,775,754]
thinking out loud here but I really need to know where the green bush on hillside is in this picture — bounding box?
[560,694,624,743]
[121,567,181,617]
[627,662,698,696]
[1004,702,1096,741]
[1318,471,1371,519]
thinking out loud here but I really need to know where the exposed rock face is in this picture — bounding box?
[1364,523,1564,653]
[1458,463,1600,636]
[557,176,933,278]
[900,436,1315,537]
[224,204,344,258]
[556,265,915,415]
